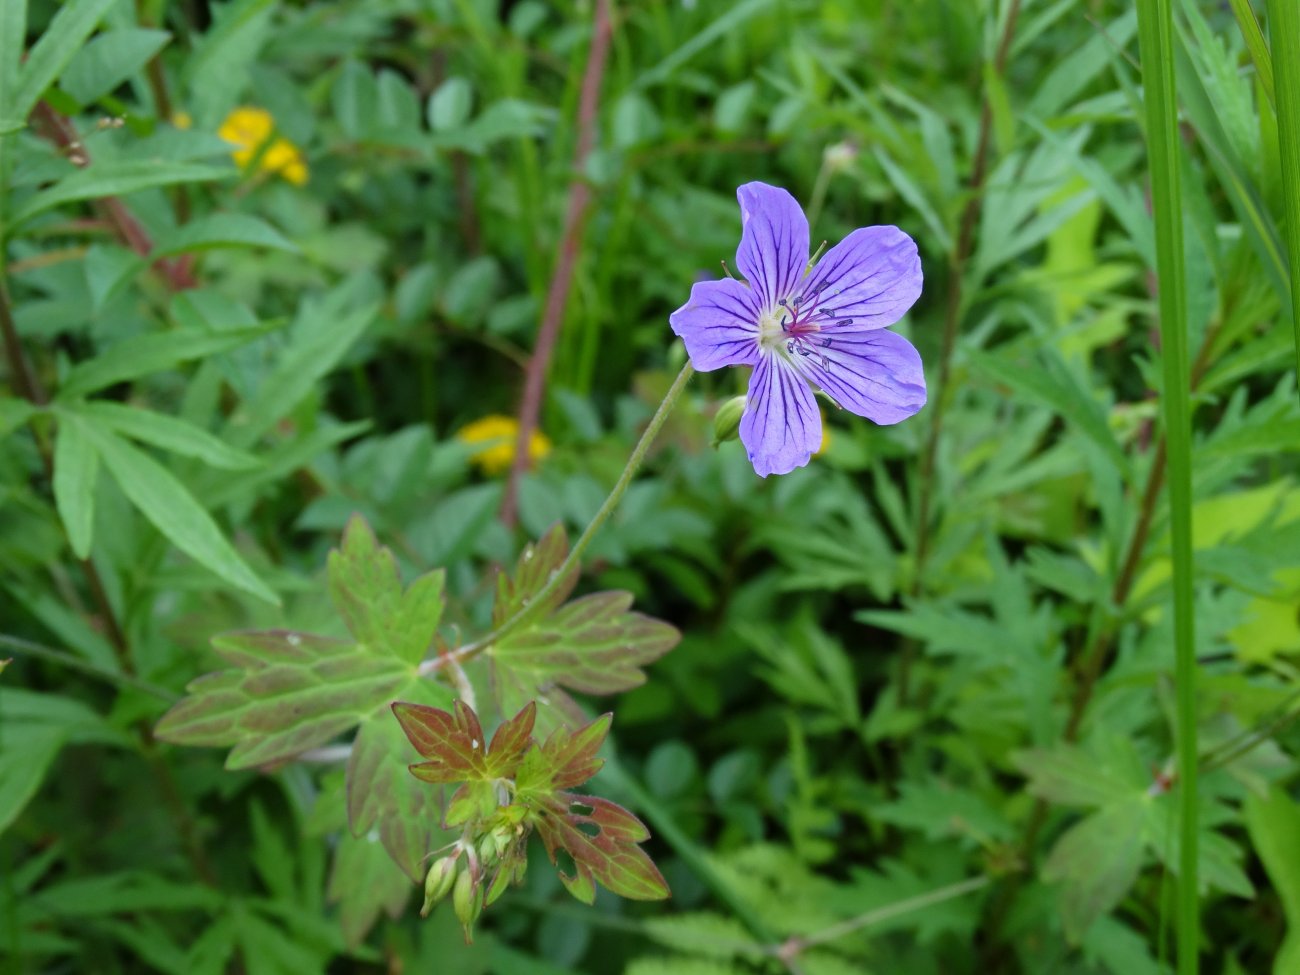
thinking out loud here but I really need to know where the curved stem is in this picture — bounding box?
[423,362,695,674]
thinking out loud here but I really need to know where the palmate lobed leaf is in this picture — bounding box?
[516,713,612,794]
[329,515,445,665]
[487,526,680,713]
[392,699,536,785]
[533,793,669,904]
[154,631,410,768]
[156,516,448,775]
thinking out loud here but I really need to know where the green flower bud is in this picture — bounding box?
[420,855,458,917]
[453,867,483,940]
[712,395,747,447]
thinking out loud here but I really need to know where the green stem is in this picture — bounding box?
[424,362,695,673]
[1136,2,1198,972]
[1268,0,1300,402]
[780,875,990,957]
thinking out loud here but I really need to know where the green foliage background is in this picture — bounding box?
[3,0,1300,972]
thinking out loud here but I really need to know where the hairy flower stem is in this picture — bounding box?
[424,363,695,675]
[900,0,1022,703]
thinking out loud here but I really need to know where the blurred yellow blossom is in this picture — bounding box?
[457,415,551,476]
[218,106,308,185]
[172,110,193,129]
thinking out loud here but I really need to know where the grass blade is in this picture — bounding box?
[1269,0,1300,402]
[1229,0,1275,109]
[1137,2,1198,972]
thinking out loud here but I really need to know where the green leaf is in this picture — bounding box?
[11,0,115,119]
[79,424,277,603]
[967,347,1129,475]
[154,630,409,767]
[488,528,679,715]
[0,0,27,123]
[0,725,66,833]
[150,213,298,259]
[327,830,413,950]
[1245,787,1300,974]
[328,516,445,666]
[516,713,612,797]
[53,412,99,559]
[427,76,472,131]
[57,326,275,401]
[1042,801,1146,942]
[78,401,259,470]
[60,28,170,107]
[225,291,377,447]
[1013,745,1144,809]
[0,397,34,439]
[348,678,453,880]
[11,160,230,228]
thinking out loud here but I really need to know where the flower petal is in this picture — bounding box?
[739,353,821,477]
[802,226,922,331]
[669,277,761,370]
[793,329,926,425]
[735,182,810,312]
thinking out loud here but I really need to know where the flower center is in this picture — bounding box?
[756,285,850,365]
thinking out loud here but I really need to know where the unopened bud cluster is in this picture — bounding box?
[420,816,530,941]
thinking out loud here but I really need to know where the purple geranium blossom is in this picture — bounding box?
[670,182,926,477]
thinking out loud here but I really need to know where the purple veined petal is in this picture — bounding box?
[791,329,926,425]
[669,277,762,371]
[801,226,922,331]
[739,352,821,477]
[735,182,811,313]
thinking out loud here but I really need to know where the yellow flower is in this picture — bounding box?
[172,110,193,130]
[218,106,309,185]
[457,415,551,476]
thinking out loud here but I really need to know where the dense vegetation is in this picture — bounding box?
[3,1,1300,973]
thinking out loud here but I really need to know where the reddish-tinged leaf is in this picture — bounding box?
[154,630,410,768]
[486,701,536,773]
[393,701,486,783]
[518,713,611,795]
[493,524,576,624]
[532,793,669,903]
[393,700,536,787]
[349,679,453,880]
[491,591,680,705]
[328,515,445,666]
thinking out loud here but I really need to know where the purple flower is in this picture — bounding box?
[670,182,926,477]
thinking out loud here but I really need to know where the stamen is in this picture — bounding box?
[786,340,795,354]
[721,259,735,280]
[822,338,832,348]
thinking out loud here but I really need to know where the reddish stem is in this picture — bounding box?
[500,0,614,527]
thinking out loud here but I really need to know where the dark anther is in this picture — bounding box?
[822,337,833,348]
[786,340,796,354]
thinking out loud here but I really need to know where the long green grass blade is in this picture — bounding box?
[1230,0,1275,109]
[1269,0,1300,400]
[1136,2,1198,973]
